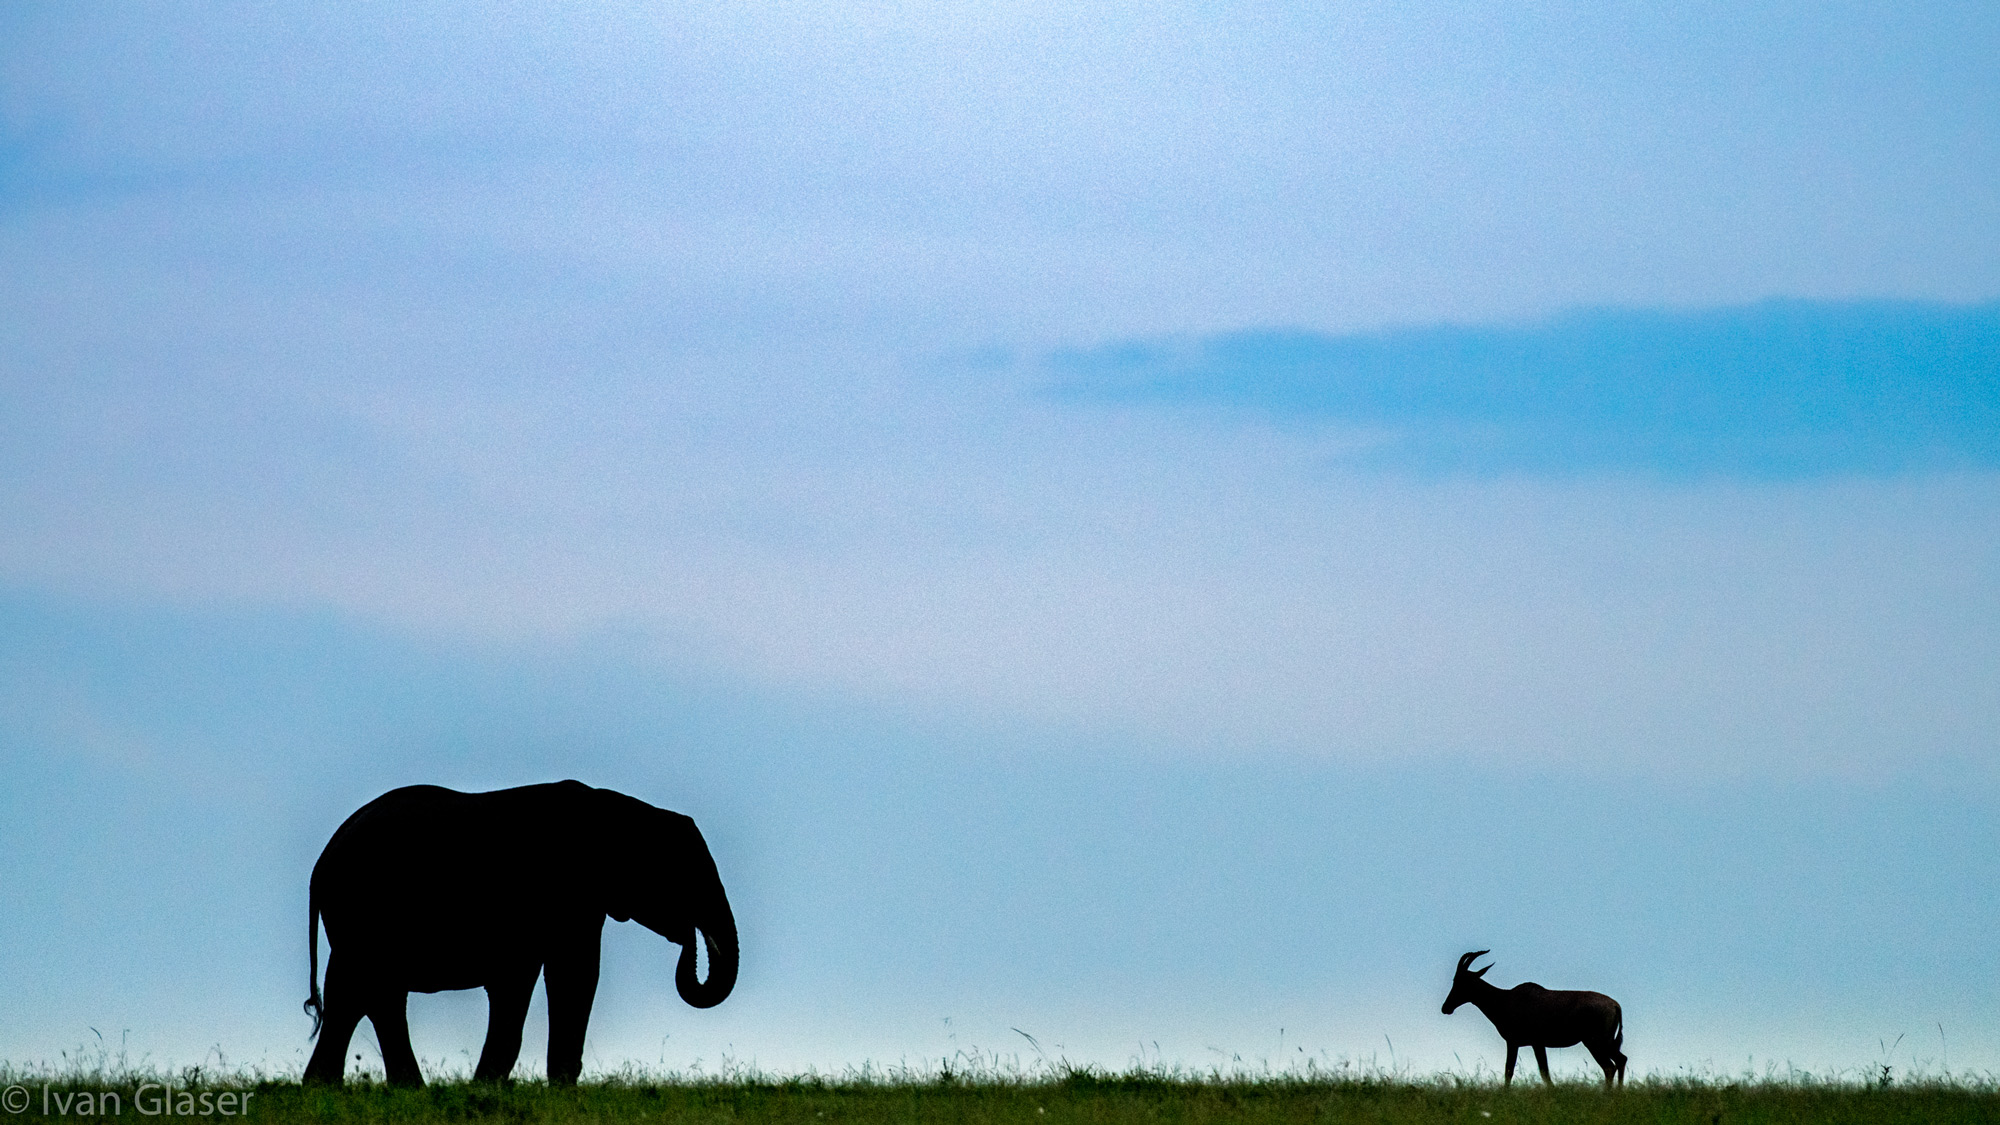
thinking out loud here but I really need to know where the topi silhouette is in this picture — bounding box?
[1441,950,1626,1087]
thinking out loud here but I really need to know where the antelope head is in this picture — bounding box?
[1441,949,1492,1014]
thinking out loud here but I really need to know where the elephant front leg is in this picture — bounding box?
[543,932,603,1085]
[473,967,540,1083]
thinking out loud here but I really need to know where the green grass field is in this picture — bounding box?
[8,1068,1999,1125]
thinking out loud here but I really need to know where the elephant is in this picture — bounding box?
[301,780,738,1086]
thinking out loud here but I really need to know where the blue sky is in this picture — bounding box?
[3,1,1999,1080]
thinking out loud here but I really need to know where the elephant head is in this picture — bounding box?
[599,792,740,1010]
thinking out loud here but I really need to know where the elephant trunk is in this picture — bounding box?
[675,897,738,1009]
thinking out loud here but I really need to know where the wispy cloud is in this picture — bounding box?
[1050,301,2000,477]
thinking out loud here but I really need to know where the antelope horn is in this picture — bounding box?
[1457,950,1490,973]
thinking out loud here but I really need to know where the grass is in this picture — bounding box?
[6,1064,2000,1125]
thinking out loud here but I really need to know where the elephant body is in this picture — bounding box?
[302,781,738,1085]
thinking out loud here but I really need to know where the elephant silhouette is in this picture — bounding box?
[301,780,738,1085]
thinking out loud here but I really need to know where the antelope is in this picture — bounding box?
[1441,950,1627,1087]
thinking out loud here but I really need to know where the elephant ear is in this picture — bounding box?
[591,791,710,931]
[590,786,660,923]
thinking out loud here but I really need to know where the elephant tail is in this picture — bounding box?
[303,884,323,1039]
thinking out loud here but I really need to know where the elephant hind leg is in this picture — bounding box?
[474,967,540,1083]
[303,956,364,1085]
[369,991,423,1087]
